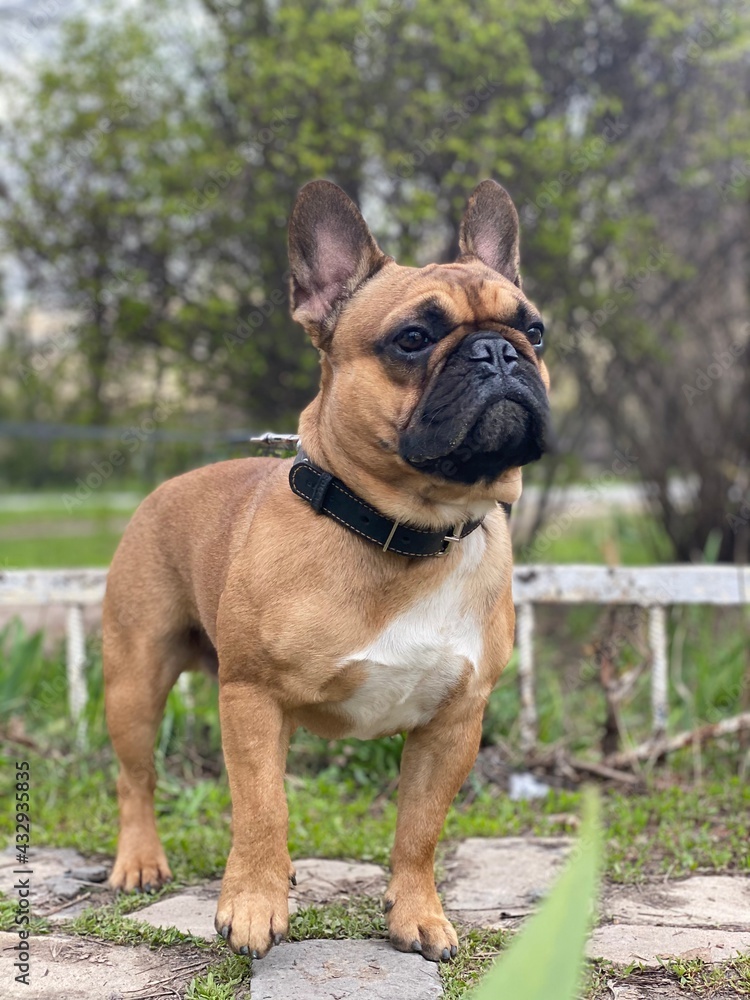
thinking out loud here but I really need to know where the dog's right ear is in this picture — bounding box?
[288,180,388,348]
[457,179,521,287]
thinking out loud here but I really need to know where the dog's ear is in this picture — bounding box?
[288,180,388,348]
[457,179,521,287]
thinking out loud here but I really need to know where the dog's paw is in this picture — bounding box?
[385,892,459,963]
[215,884,289,958]
[109,842,172,893]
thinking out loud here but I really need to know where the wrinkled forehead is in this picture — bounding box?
[339,260,534,340]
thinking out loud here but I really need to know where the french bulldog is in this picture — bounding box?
[103,178,549,962]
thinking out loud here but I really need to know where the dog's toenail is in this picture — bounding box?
[289,873,297,886]
[220,925,229,940]
[411,939,422,953]
[143,883,152,893]
[251,949,260,960]
[450,945,457,958]
[383,899,394,913]
[441,947,450,961]
[273,933,284,945]
[239,946,249,955]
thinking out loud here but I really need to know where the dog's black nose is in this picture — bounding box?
[464,333,519,375]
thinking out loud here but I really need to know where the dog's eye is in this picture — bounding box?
[393,327,435,353]
[527,324,544,350]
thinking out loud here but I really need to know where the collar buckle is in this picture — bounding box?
[382,520,401,553]
[440,524,465,555]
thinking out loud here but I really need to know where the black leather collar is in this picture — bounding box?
[289,449,508,558]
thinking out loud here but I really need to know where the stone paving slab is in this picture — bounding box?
[0,846,109,923]
[1,932,216,1000]
[0,846,87,897]
[588,924,750,966]
[133,858,388,940]
[441,836,573,924]
[127,880,221,940]
[291,858,388,910]
[250,939,442,1000]
[9,842,750,995]
[603,876,750,931]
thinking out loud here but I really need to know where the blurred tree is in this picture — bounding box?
[0,0,747,560]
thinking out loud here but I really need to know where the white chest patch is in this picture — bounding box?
[337,530,487,739]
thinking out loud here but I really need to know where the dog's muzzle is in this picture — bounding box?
[398,330,549,484]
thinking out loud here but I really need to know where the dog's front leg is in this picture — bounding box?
[386,707,484,962]
[215,679,293,958]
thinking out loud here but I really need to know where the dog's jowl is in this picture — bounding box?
[103,178,550,962]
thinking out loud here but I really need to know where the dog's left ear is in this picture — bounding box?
[288,180,388,348]
[457,179,521,287]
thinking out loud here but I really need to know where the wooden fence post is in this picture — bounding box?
[648,604,668,742]
[517,602,537,756]
[66,604,87,748]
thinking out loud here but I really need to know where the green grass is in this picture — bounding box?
[0,745,747,885]
[0,532,124,568]
[288,895,388,941]
[0,894,51,934]
[50,887,750,998]
[68,891,210,948]
[441,928,510,999]
[440,931,750,999]
[185,956,250,1000]
[0,497,139,567]
[520,509,674,565]
[482,602,749,755]
[0,504,138,525]
[1,612,748,884]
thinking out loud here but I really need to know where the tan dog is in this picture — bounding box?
[103,179,550,963]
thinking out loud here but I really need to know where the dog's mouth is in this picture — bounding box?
[398,334,549,485]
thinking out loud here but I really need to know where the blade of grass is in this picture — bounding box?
[470,789,602,1000]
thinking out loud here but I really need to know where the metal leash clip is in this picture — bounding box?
[249,432,301,451]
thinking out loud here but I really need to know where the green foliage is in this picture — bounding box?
[469,791,601,1000]
[0,620,46,720]
[441,929,511,999]
[1,0,747,558]
[0,894,50,935]
[185,956,250,1000]
[288,896,387,941]
[0,726,747,886]
[69,895,208,948]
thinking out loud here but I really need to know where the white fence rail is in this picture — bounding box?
[1,566,748,756]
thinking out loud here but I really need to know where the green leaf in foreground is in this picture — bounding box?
[470,790,602,1000]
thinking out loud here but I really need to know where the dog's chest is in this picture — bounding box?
[337,530,487,739]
